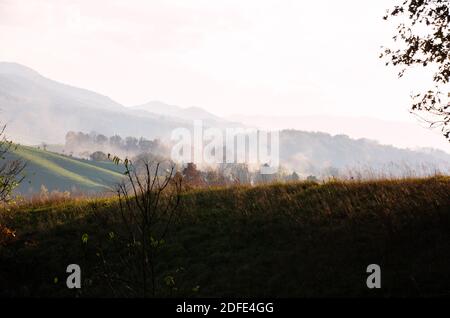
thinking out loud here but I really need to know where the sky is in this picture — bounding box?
[0,0,442,123]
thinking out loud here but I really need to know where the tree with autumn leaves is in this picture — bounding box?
[381,0,449,140]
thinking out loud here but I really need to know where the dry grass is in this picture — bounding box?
[1,176,449,297]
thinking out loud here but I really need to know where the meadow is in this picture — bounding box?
[1,176,450,297]
[7,146,124,194]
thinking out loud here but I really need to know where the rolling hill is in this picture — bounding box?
[279,130,450,177]
[7,146,125,195]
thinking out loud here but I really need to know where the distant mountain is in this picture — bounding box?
[229,114,450,154]
[131,100,242,129]
[132,100,220,121]
[1,62,449,179]
[279,130,450,177]
[0,62,187,144]
[0,62,124,111]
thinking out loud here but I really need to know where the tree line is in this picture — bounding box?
[64,131,170,159]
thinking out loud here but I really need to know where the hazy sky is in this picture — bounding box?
[0,0,436,122]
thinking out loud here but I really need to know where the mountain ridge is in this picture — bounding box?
[0,62,242,144]
[0,61,449,173]
[130,100,241,129]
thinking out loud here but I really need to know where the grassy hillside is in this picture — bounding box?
[1,177,449,297]
[8,146,125,195]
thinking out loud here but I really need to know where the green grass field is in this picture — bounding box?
[7,146,125,195]
[1,177,449,297]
